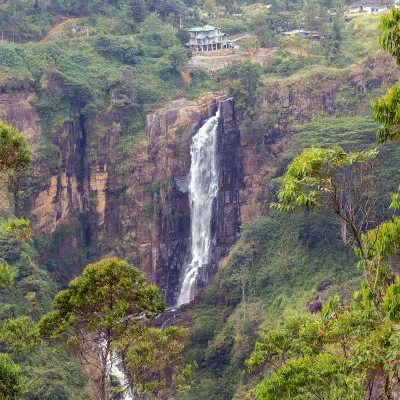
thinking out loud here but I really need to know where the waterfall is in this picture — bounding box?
[108,355,134,400]
[177,106,220,306]
[100,340,134,400]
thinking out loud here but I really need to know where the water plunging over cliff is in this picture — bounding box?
[177,107,221,306]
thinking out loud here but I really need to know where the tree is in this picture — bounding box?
[0,119,31,178]
[302,0,323,61]
[228,61,262,115]
[117,0,138,34]
[176,28,190,45]
[271,146,379,248]
[373,10,400,145]
[303,0,322,34]
[139,13,179,50]
[322,23,341,65]
[160,44,189,73]
[0,120,32,290]
[247,13,295,49]
[39,258,180,400]
[0,119,33,398]
[117,0,149,33]
[155,0,185,22]
[0,353,24,399]
[118,324,195,399]
[270,145,400,311]
[204,0,217,17]
[253,25,278,49]
[246,298,399,399]
[239,37,258,54]
[130,0,148,22]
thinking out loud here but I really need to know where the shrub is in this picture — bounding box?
[209,19,248,35]
[92,35,144,65]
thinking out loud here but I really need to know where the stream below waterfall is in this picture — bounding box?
[177,105,221,306]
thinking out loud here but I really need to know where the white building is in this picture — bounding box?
[187,25,231,51]
[349,0,393,13]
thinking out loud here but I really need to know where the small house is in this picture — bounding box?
[349,0,393,13]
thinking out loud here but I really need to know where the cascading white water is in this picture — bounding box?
[100,340,134,400]
[108,355,134,400]
[177,107,220,306]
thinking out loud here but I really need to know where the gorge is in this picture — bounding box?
[2,36,400,398]
[2,52,399,308]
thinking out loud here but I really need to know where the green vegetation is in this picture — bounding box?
[144,200,155,221]
[185,68,214,100]
[40,257,192,400]
[0,119,88,398]
[242,9,400,400]
[0,11,192,288]
[182,40,400,396]
[147,179,170,195]
[0,119,31,176]
[291,116,379,149]
[183,211,360,400]
[209,19,247,35]
[1,1,400,399]
[0,353,24,399]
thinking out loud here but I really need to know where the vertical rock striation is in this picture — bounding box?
[2,53,397,304]
[214,98,242,260]
[145,97,243,305]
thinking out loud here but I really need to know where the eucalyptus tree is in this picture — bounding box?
[39,258,192,400]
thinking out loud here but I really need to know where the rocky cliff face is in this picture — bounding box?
[0,52,398,304]
[145,97,243,304]
[0,88,250,304]
[213,99,241,265]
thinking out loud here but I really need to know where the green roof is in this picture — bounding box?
[188,25,218,32]
[202,25,217,31]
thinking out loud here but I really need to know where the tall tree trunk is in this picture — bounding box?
[101,343,110,400]
[100,367,108,400]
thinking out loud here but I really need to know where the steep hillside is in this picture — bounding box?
[180,52,400,399]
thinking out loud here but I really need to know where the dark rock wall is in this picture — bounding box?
[212,98,242,269]
[149,97,243,305]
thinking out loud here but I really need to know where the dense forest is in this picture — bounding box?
[3,0,400,399]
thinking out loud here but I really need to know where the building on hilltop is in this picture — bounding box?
[187,25,232,51]
[349,0,394,13]
[281,30,324,40]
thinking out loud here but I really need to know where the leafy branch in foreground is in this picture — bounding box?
[271,146,379,249]
[258,142,400,397]
[246,295,400,400]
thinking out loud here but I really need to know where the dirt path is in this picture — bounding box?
[181,70,192,84]
[230,34,255,42]
[41,18,81,42]
[282,46,308,56]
